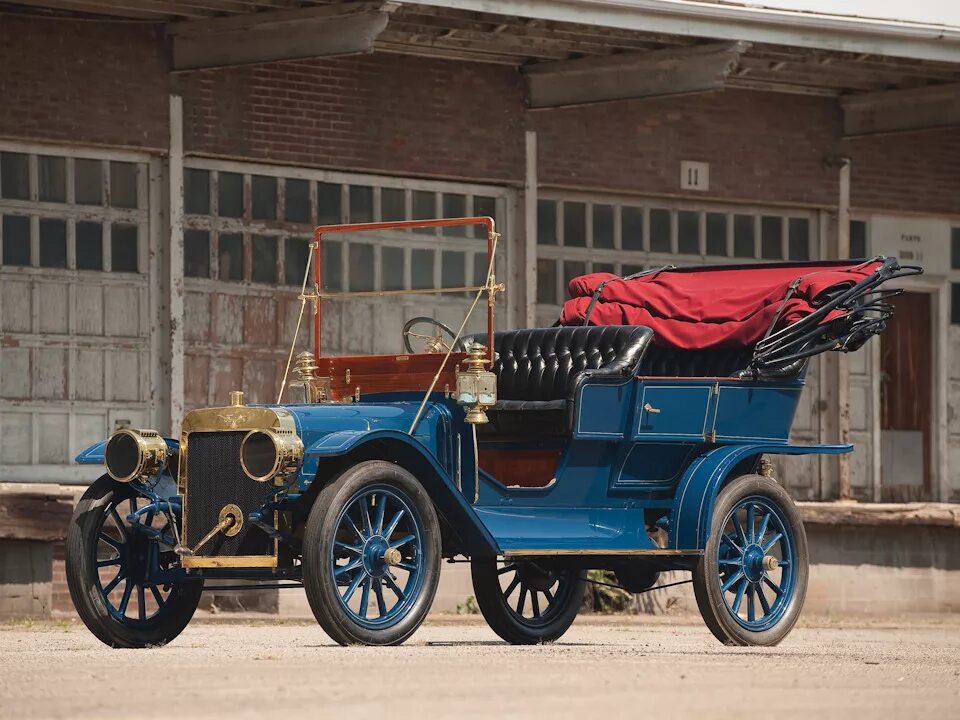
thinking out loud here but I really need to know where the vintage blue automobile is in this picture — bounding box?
[67,217,918,648]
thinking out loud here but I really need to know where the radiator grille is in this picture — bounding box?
[184,431,274,558]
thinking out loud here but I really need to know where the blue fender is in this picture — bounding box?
[669,442,852,550]
[300,429,499,556]
[75,437,179,465]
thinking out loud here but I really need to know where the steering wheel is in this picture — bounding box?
[402,316,466,354]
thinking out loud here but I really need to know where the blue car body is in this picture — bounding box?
[76,376,847,565]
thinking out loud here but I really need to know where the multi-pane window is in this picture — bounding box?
[536,194,817,305]
[182,162,505,293]
[0,151,146,273]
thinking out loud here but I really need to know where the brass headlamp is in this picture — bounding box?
[240,428,304,482]
[456,342,498,424]
[104,428,169,483]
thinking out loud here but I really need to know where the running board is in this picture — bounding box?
[503,549,702,557]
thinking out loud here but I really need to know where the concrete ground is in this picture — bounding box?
[1,615,958,719]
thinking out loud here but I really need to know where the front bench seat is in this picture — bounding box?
[477,325,653,435]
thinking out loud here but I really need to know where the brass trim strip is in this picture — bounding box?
[502,549,702,557]
[183,555,278,569]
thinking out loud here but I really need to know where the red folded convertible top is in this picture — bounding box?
[559,260,884,351]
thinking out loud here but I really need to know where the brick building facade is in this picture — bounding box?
[1,2,959,615]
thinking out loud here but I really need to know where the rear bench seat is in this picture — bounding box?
[474,325,757,436]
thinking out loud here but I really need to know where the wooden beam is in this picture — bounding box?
[168,2,394,71]
[798,501,960,528]
[842,83,960,135]
[522,41,748,108]
[0,493,74,542]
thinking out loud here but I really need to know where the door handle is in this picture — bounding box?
[643,403,661,414]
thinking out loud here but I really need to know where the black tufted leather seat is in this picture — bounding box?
[474,326,653,435]
[637,346,756,378]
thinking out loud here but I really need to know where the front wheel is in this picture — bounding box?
[471,558,586,644]
[65,475,203,648]
[302,461,441,646]
[693,474,808,646]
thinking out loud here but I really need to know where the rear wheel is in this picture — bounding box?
[302,461,441,646]
[471,558,585,645]
[65,475,203,648]
[693,474,808,646]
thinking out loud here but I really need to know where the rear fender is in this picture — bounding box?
[75,437,180,465]
[300,429,499,556]
[670,442,852,550]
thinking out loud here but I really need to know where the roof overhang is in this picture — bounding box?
[400,0,960,64]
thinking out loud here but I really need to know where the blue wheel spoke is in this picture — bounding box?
[97,557,121,568]
[731,578,747,613]
[342,571,365,603]
[108,508,128,538]
[757,584,771,615]
[721,569,744,593]
[777,559,790,567]
[360,498,373,536]
[746,585,756,622]
[763,532,783,552]
[746,504,756,542]
[138,584,146,621]
[149,584,165,607]
[359,578,371,618]
[383,510,405,539]
[503,574,520,600]
[389,533,416,550]
[719,558,743,567]
[373,579,387,617]
[334,541,362,556]
[335,558,362,577]
[763,576,783,597]
[345,514,365,541]
[732,513,747,545]
[543,588,554,604]
[530,591,540,618]
[373,493,387,535]
[119,578,133,615]
[720,533,743,554]
[497,564,514,575]
[103,570,125,595]
[98,532,122,550]
[396,561,418,572]
[384,574,405,601]
[755,512,772,546]
[516,587,527,615]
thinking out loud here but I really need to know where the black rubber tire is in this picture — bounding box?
[471,559,586,645]
[65,475,203,649]
[693,474,809,647]
[302,461,441,646]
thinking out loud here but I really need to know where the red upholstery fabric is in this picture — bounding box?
[559,261,882,350]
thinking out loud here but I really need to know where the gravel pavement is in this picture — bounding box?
[1,615,958,719]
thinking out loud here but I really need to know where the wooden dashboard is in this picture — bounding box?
[318,353,468,401]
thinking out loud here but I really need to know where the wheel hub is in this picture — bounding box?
[742,544,766,583]
[361,536,392,577]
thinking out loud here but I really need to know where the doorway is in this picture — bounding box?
[879,292,932,501]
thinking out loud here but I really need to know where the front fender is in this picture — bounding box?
[300,429,499,556]
[670,442,852,550]
[75,437,180,465]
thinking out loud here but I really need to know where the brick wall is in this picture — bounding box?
[179,54,526,184]
[847,128,960,216]
[531,89,842,207]
[0,16,169,150]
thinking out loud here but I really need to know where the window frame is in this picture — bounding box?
[535,190,819,308]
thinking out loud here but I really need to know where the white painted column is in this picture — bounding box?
[936,281,950,501]
[837,158,852,500]
[524,130,538,329]
[168,95,185,434]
